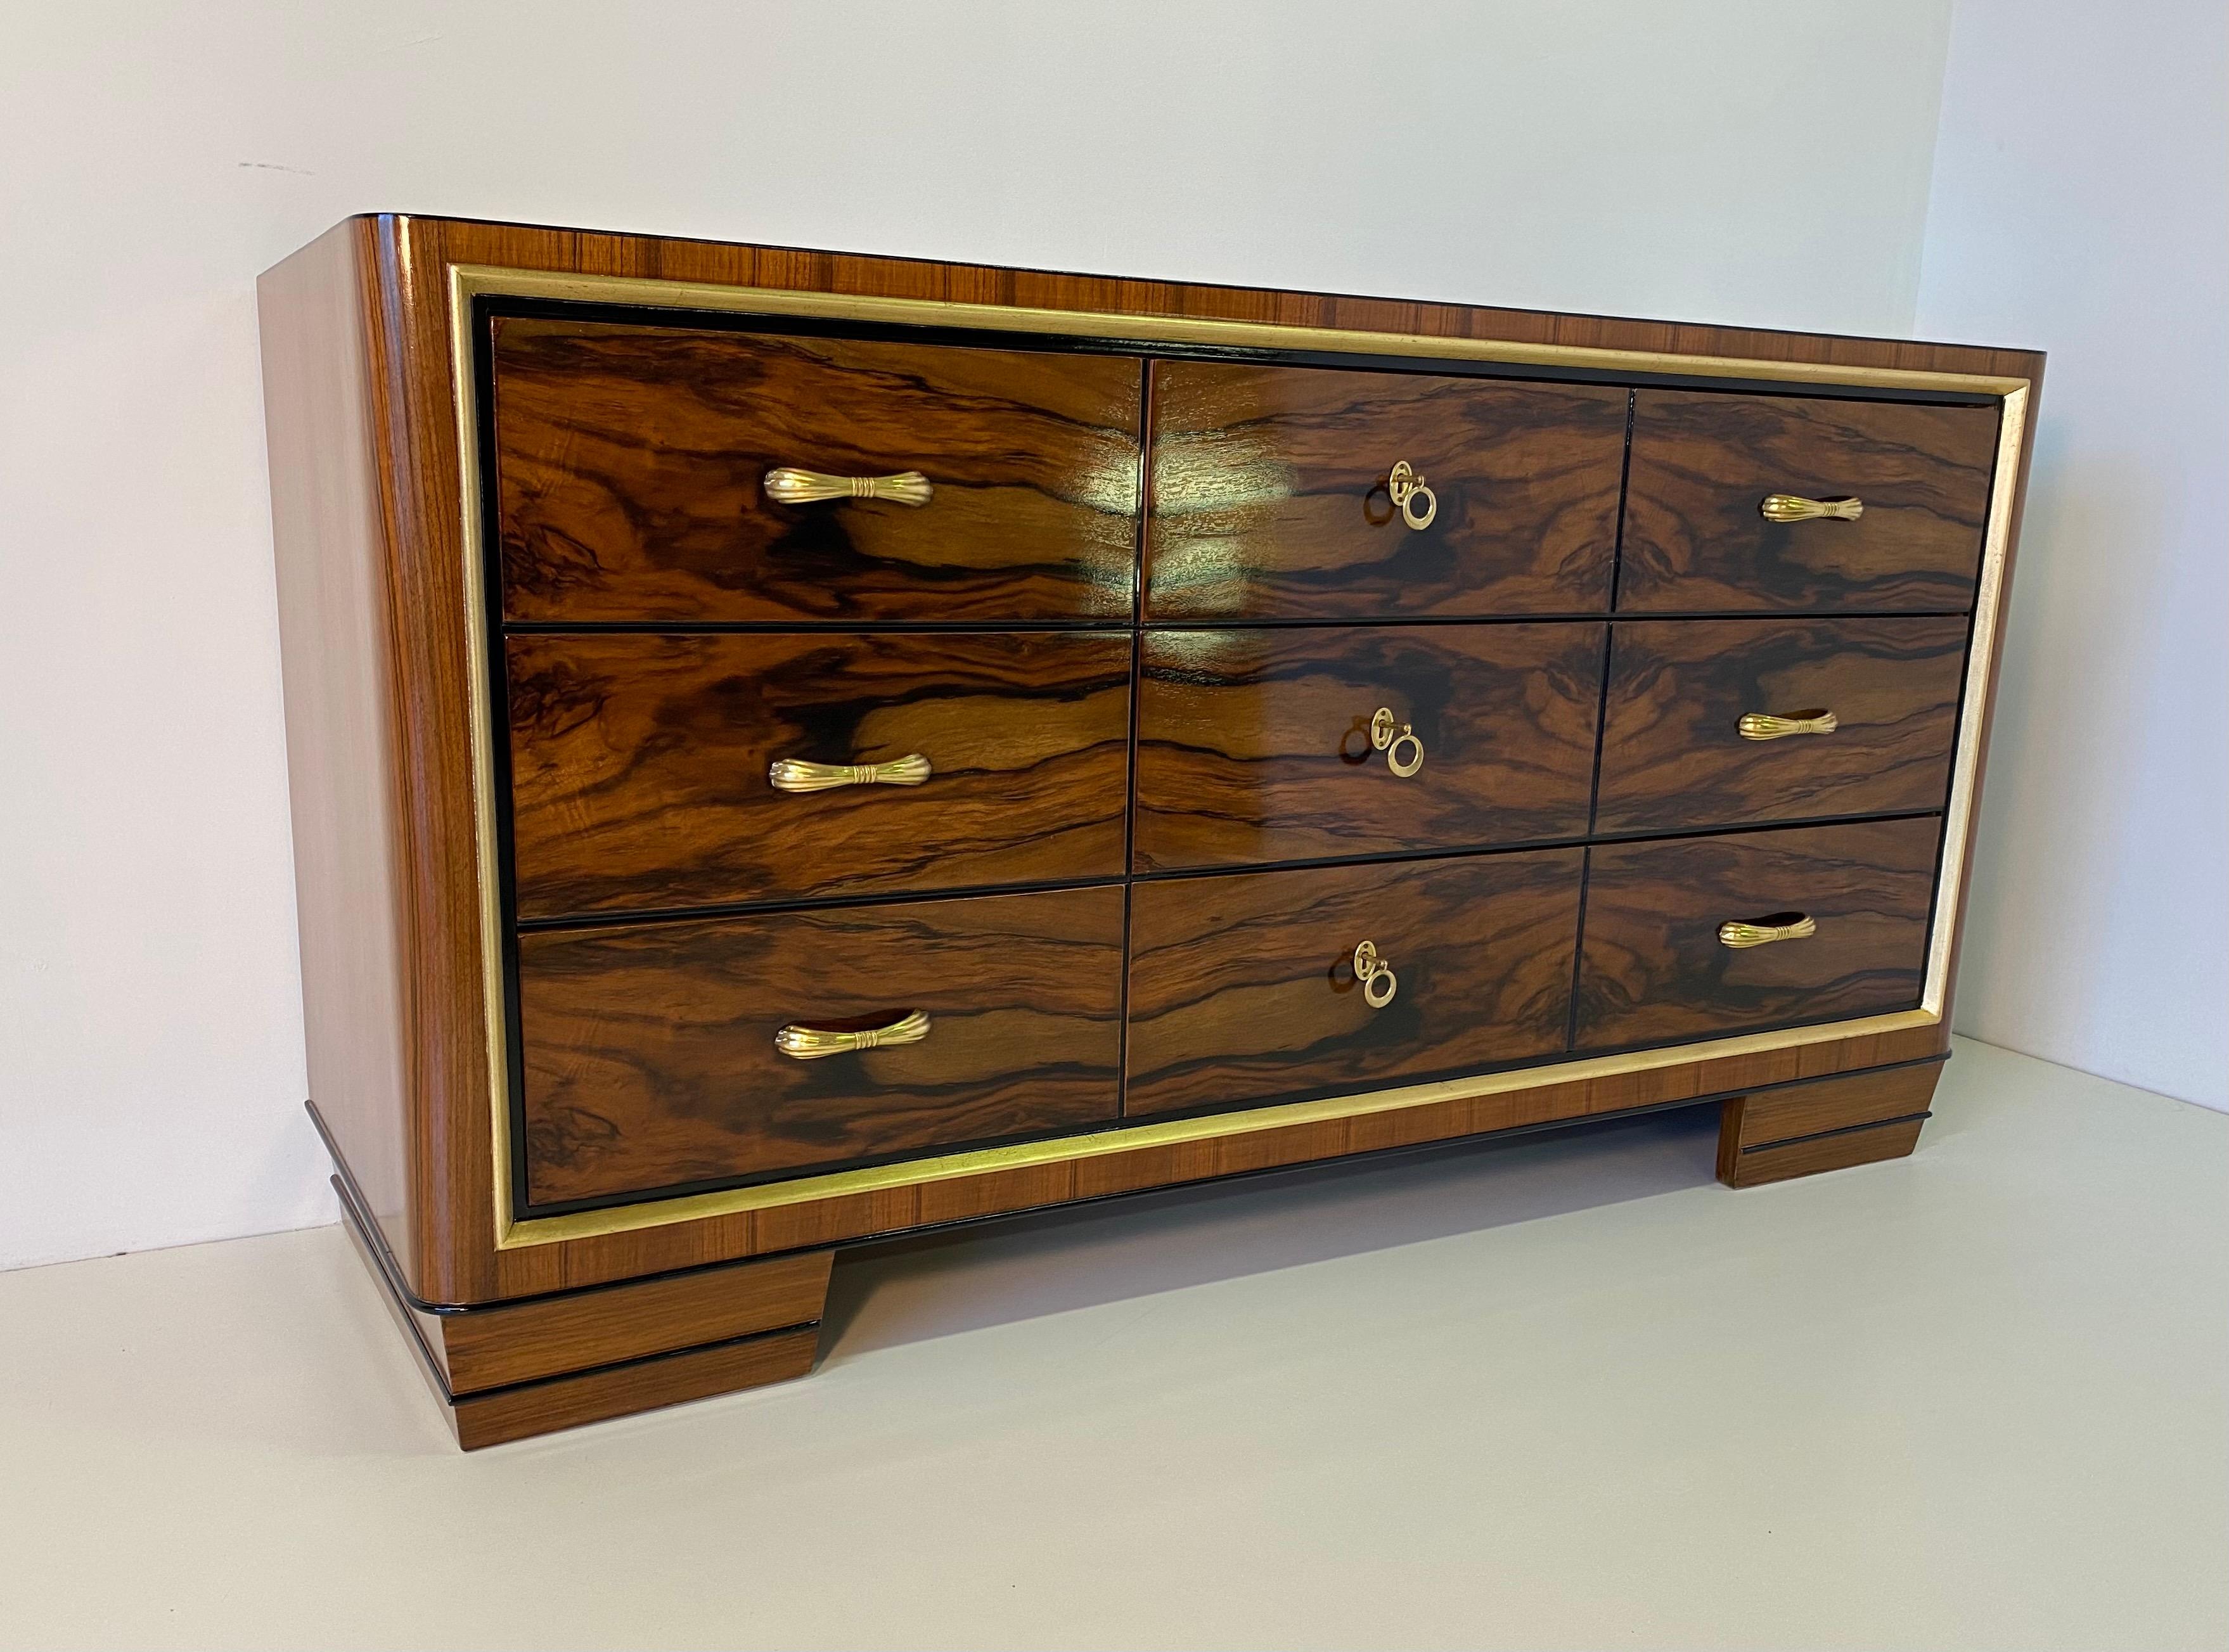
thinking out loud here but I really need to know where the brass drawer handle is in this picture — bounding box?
[764,467,934,507]
[775,1008,932,1061]
[1738,708,1840,741]
[768,753,932,793]
[1387,460,1437,530]
[1368,707,1425,777]
[1352,940,1398,1009]
[1718,912,1818,949]
[1759,493,1863,523]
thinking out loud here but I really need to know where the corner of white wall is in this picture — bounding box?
[1913,0,2229,1108]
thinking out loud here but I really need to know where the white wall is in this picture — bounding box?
[1,1,1968,1269]
[1915,0,2229,1108]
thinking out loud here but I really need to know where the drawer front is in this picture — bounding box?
[1126,852,1584,1117]
[517,887,1125,1206]
[1574,817,1941,1051]
[506,632,1132,919]
[491,317,1140,623]
[1619,390,2000,612]
[1145,362,1626,619]
[1133,625,1603,872]
[1592,617,1968,835]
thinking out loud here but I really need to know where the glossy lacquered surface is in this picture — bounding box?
[1145,362,1627,619]
[260,214,2036,1313]
[491,317,1141,623]
[516,885,1126,1205]
[1593,616,1967,834]
[1619,390,2000,611]
[1126,852,1584,1117]
[1574,817,1942,1051]
[1133,624,1603,871]
[505,631,1133,918]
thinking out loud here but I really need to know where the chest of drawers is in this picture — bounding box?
[261,215,2041,1447]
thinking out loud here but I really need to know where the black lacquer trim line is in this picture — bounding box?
[336,1175,819,1409]
[473,304,538,1225]
[1916,397,2010,1004]
[508,809,1952,933]
[1739,1109,1934,1155]
[498,608,1975,637]
[319,1102,819,1316]
[506,808,1951,934]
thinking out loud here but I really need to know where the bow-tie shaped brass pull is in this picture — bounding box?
[1759,493,1863,523]
[1387,460,1437,530]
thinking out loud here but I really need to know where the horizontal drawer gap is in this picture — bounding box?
[513,874,1128,933]
[501,619,1137,636]
[509,809,1951,933]
[499,610,1977,637]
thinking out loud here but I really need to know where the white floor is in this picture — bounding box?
[3,1037,2223,1650]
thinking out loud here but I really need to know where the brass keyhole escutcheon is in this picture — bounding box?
[1370,707,1425,778]
[1352,940,1398,1009]
[1387,460,1437,530]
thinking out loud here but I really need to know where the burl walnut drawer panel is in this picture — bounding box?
[1618,390,2000,612]
[1592,617,1968,835]
[1133,625,1603,872]
[1573,817,1941,1051]
[1126,851,1584,1117]
[491,317,1140,623]
[505,632,1132,919]
[1145,362,1627,620]
[517,886,1125,1205]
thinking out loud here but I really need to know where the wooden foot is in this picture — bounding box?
[337,1179,828,1449]
[1716,1060,1943,1189]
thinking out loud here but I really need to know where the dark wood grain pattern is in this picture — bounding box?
[1619,390,2001,611]
[1720,1116,1925,1189]
[1146,362,1627,618]
[506,631,1131,918]
[1593,617,1968,835]
[492,317,1140,622]
[1719,1061,1941,1164]
[1575,817,1943,1051]
[264,214,2035,1309]
[1126,852,1584,1117]
[1133,625,1603,871]
[517,887,1125,1205]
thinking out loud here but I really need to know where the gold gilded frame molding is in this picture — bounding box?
[447,264,2029,1251]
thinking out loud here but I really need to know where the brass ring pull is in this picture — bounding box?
[764,467,934,507]
[1369,708,1425,778]
[1352,940,1398,1009]
[769,753,932,793]
[1759,493,1863,523]
[775,1008,932,1060]
[1718,912,1818,949]
[1738,709,1839,741]
[1387,460,1437,530]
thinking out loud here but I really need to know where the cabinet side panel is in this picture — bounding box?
[259,221,417,1281]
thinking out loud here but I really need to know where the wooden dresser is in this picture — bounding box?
[260,215,2041,1448]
